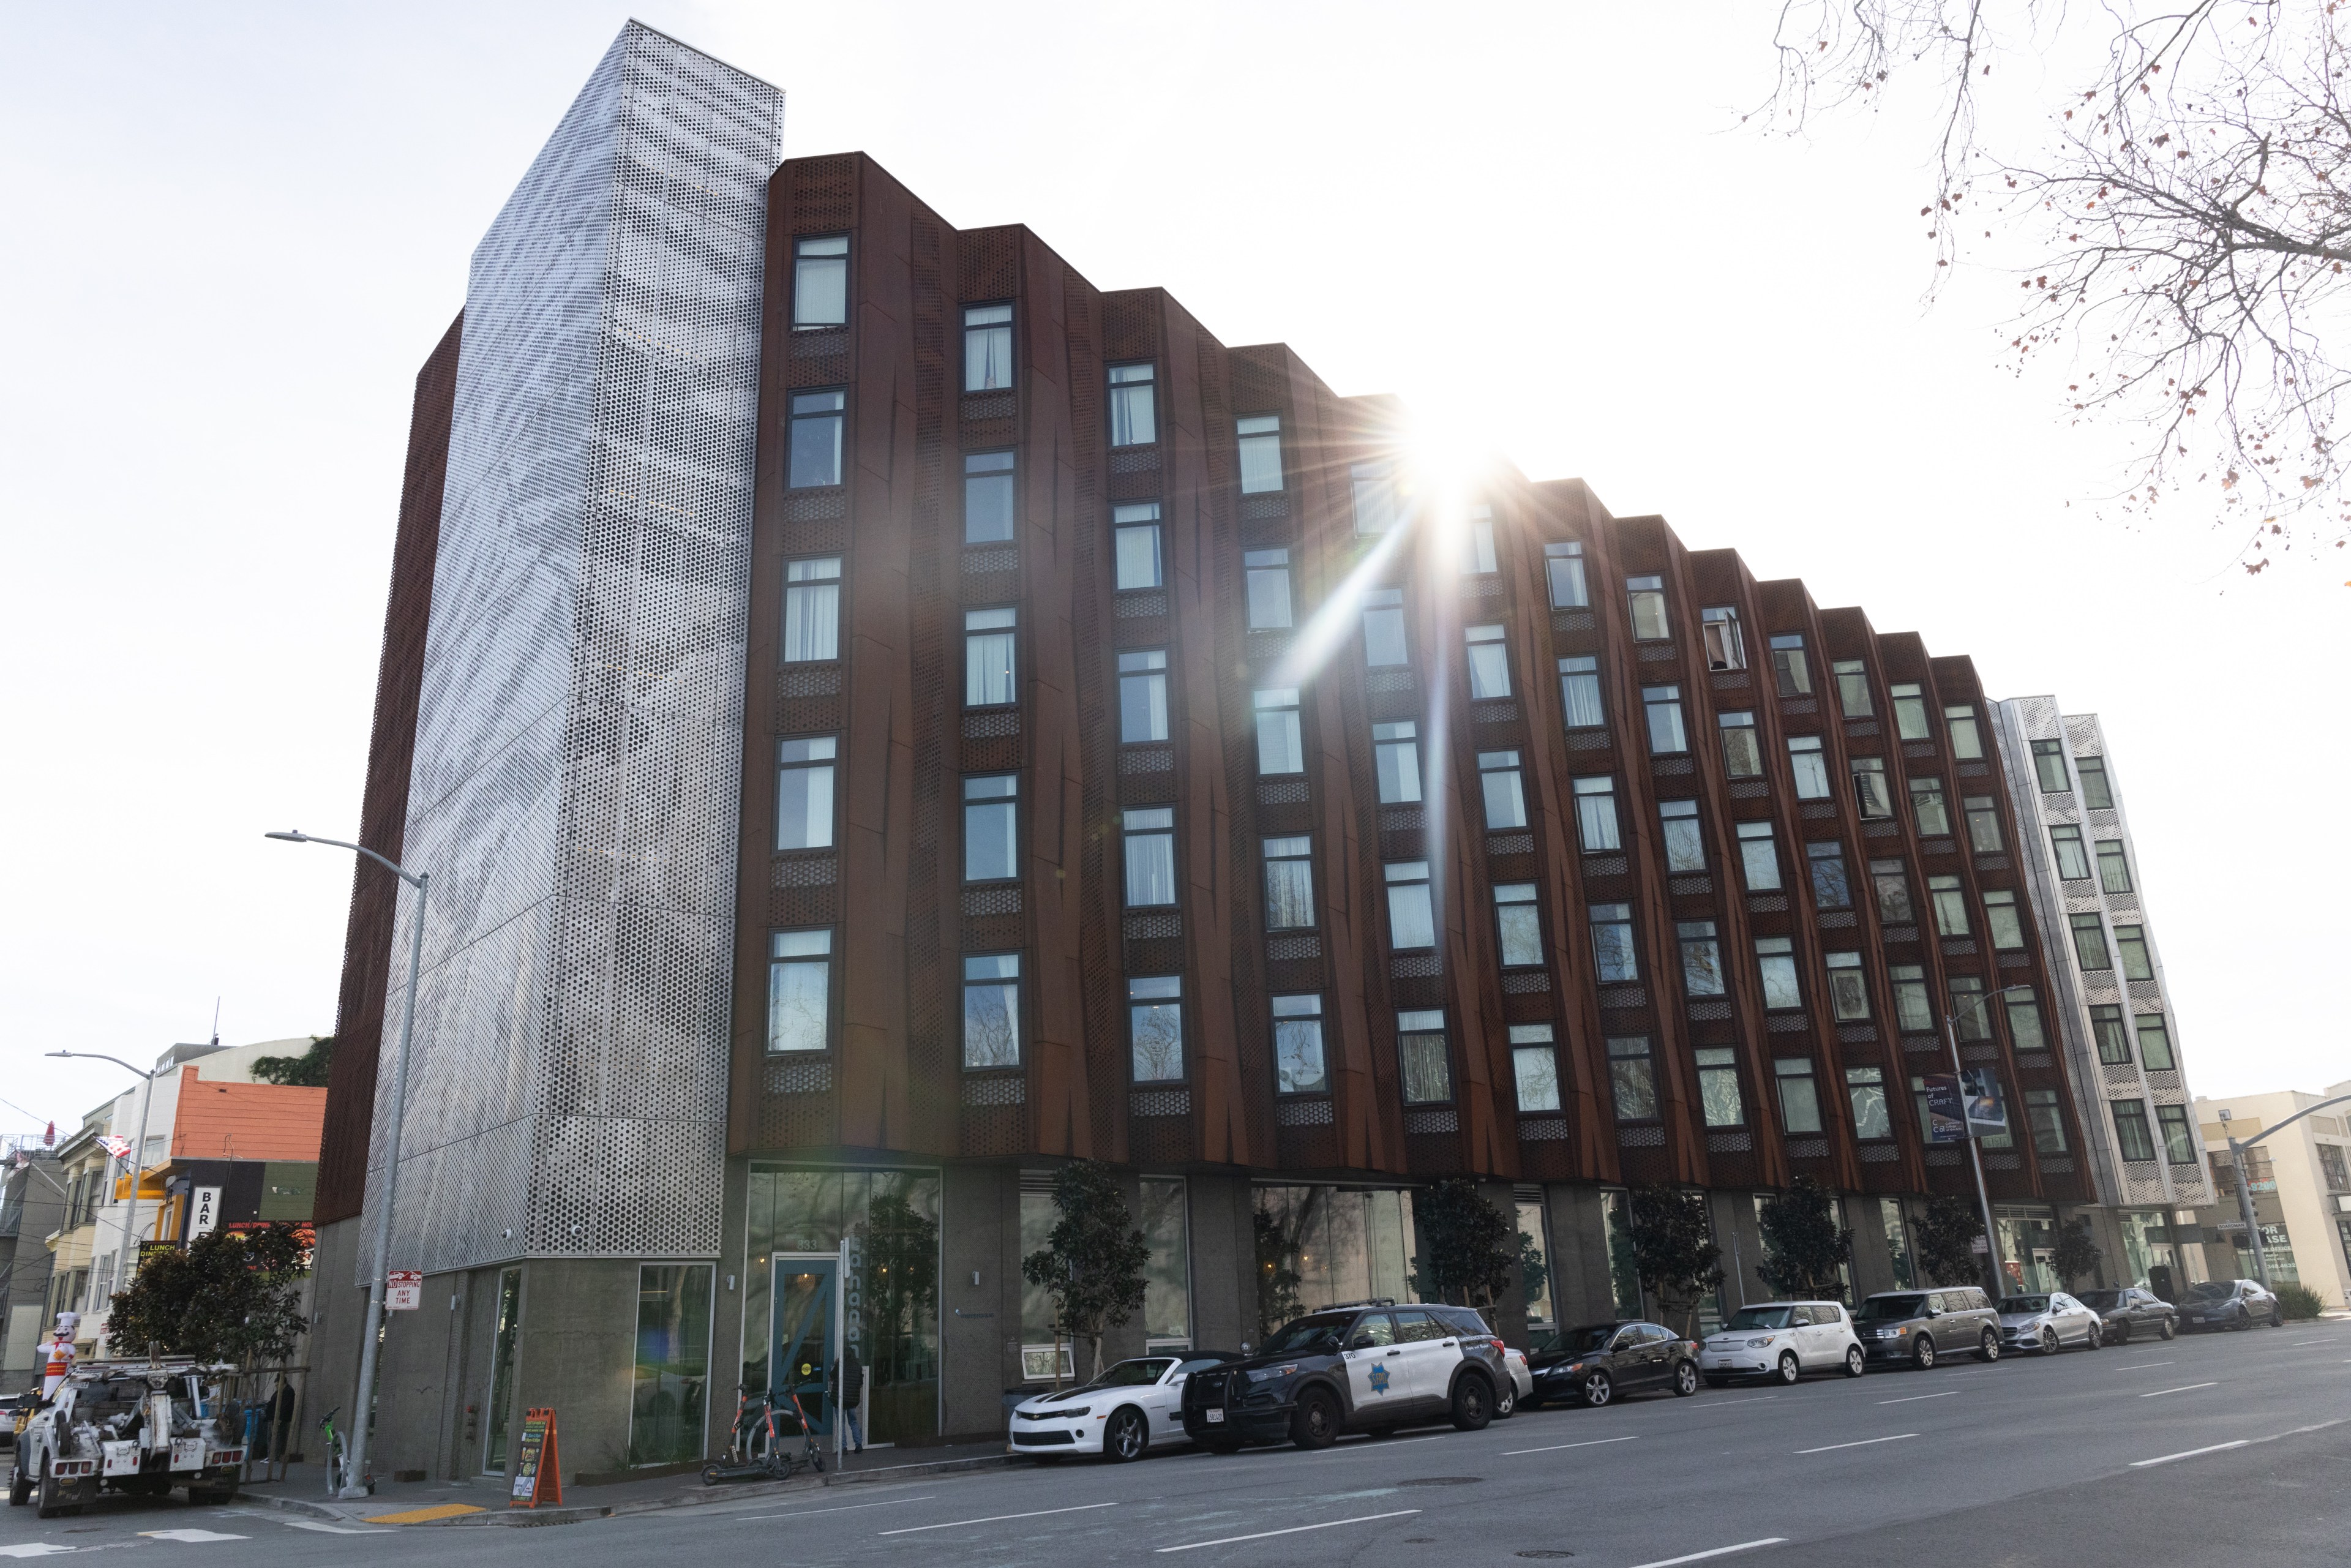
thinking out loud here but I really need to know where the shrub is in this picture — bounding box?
[2275,1282,2325,1321]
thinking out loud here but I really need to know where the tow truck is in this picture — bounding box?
[8,1358,246,1518]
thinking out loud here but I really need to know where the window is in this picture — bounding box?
[1237,415,1283,492]
[2135,1013,2176,1071]
[1494,883,1543,967]
[1833,659,1872,717]
[1704,715,1759,784]
[1272,994,1326,1094]
[1700,606,1745,670]
[1825,951,1870,1021]
[2004,986,2047,1051]
[1983,889,2025,950]
[1480,750,1528,830]
[2090,1004,2131,1064]
[1108,362,1156,446]
[1245,549,1293,628]
[1351,461,1398,535]
[2069,912,2112,970]
[1788,736,1831,798]
[2110,1100,2158,1163]
[965,607,1016,706]
[1736,820,1781,891]
[1113,502,1163,590]
[1696,1048,1744,1126]
[1627,575,1669,640]
[963,774,1019,882]
[1949,977,1989,1040]
[2075,754,2113,809]
[1769,634,1812,696]
[2156,1105,2198,1165]
[1889,683,1930,740]
[2050,825,2091,880]
[1463,505,1498,574]
[788,389,846,488]
[1847,1066,1892,1140]
[962,450,1015,542]
[1545,540,1588,607]
[2027,1089,2068,1155]
[1119,650,1169,742]
[1776,1059,1823,1135]
[1660,799,1706,872]
[1678,920,1724,997]
[1870,858,1913,921]
[1755,936,1801,1010]
[1927,875,1969,936]
[1851,756,1893,818]
[1398,1010,1452,1103]
[1243,688,1307,777]
[1130,977,1184,1082]
[1512,1025,1562,1112]
[1807,841,1852,910]
[1124,808,1177,907]
[1589,902,1638,981]
[964,302,1013,392]
[1262,836,1316,931]
[1466,624,1512,698]
[962,954,1021,1068]
[1361,588,1409,667]
[1945,705,1984,760]
[2031,738,2071,793]
[781,557,841,663]
[1558,656,1605,728]
[1890,964,1933,1033]
[1643,684,1687,753]
[776,736,838,850]
[792,234,848,327]
[1374,721,1422,803]
[1910,777,1951,837]
[2095,840,2132,894]
[1573,776,1622,852]
[1385,860,1435,950]
[630,1262,714,1467]
[2115,925,2153,981]
[2323,1144,2351,1192]
[1608,1037,1659,1121]
[767,929,832,1052]
[1963,796,2003,853]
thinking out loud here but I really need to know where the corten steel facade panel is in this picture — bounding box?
[724,152,2097,1210]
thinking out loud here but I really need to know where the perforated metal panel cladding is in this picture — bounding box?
[360,24,781,1278]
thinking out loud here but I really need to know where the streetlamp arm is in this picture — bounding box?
[265,830,424,890]
[44,1051,157,1081]
[2222,1091,2351,1152]
[1942,983,2036,1033]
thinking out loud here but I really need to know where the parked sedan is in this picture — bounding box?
[2180,1278,2282,1332]
[1528,1321,1701,1408]
[2077,1286,2177,1344]
[1499,1346,1532,1417]
[1698,1302,1864,1386]
[1008,1352,1243,1462]
[1997,1292,2104,1354]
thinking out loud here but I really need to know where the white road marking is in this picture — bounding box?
[1155,1509,1422,1553]
[2290,1338,2344,1345]
[1796,1433,1917,1455]
[739,1493,936,1520]
[1503,1435,1639,1457]
[2130,1439,2249,1468]
[1624,1538,1790,1568]
[280,1521,395,1535]
[879,1501,1117,1535]
[1876,1391,1958,1405]
[2107,1361,2173,1371]
[2140,1382,2219,1398]
[0,1548,77,1560]
[135,1532,249,1544]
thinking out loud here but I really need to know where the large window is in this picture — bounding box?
[1254,688,1304,775]
[1351,462,1398,535]
[776,736,838,850]
[1889,683,1930,740]
[1890,964,1932,1033]
[1949,977,1990,1041]
[2031,738,2071,793]
[2050,825,2092,880]
[1807,841,1851,909]
[1480,750,1528,830]
[1643,684,1687,752]
[2115,925,2154,981]
[2136,1013,2177,1070]
[1124,809,1177,907]
[792,235,847,327]
[1237,415,1283,492]
[1927,874,1969,936]
[1108,362,1156,446]
[1362,588,1409,667]
[1776,1059,1824,1135]
[1494,883,1543,967]
[1398,1010,1452,1103]
[964,303,1013,391]
[1119,650,1169,742]
[1374,721,1422,803]
[1945,705,1984,759]
[2156,1105,2199,1165]
[1789,736,1831,798]
[1847,1066,1892,1141]
[962,954,1021,1069]
[1589,902,1638,981]
[2090,1004,2132,1064]
[2025,1089,2068,1155]
[629,1264,714,1467]
[1769,634,1812,696]
[1697,1048,1744,1126]
[964,607,1016,706]
[788,389,846,488]
[1385,860,1435,950]
[1736,820,1781,891]
[1627,575,1669,640]
[1678,920,1724,997]
[1466,624,1513,698]
[1573,776,1622,852]
[1755,936,1801,1010]
[1273,994,1327,1094]
[2070,912,2111,970]
[768,929,833,1052]
[1660,798,1705,871]
[1871,858,1914,922]
[1512,1025,1562,1112]
[1833,658,1872,717]
[1608,1037,1659,1121]
[2004,986,2047,1051]
[1719,710,1763,778]
[1113,503,1162,589]
[1910,777,1951,836]
[1545,541,1588,607]
[2096,840,2133,894]
[783,557,841,662]
[1263,836,1315,931]
[963,774,1018,882]
[1963,796,2003,853]
[1245,549,1293,629]
[1130,977,1184,1082]
[1702,606,1745,670]
[2075,754,2114,809]
[1851,756,1893,819]
[1463,505,1499,574]
[1983,889,2025,950]
[2110,1100,2158,1163]
[963,450,1016,543]
[1558,656,1605,728]
[1824,952,1869,1021]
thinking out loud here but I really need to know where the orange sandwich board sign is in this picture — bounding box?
[509,1408,561,1508]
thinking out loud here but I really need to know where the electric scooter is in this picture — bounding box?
[700,1384,827,1485]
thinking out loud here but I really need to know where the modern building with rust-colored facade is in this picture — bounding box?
[308,23,2151,1482]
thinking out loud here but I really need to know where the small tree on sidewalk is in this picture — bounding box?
[2050,1218,2104,1291]
[1915,1195,1987,1288]
[106,1223,309,1365]
[1754,1178,1851,1302]
[1628,1185,1725,1334]
[1020,1161,1150,1387]
[1412,1180,1517,1310]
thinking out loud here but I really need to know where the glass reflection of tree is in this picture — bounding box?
[1131,1007,1183,1082]
[964,984,1019,1069]
[857,1190,939,1389]
[1253,1196,1313,1340]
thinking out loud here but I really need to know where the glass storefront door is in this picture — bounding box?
[772,1255,838,1439]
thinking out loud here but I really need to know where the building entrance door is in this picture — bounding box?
[772,1255,839,1440]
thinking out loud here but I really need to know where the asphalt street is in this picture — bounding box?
[7,1319,2348,1566]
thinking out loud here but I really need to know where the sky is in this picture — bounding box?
[1,2,2342,1133]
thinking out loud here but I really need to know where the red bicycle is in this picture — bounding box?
[701,1384,825,1485]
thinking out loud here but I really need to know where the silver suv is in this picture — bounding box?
[1853,1286,2003,1370]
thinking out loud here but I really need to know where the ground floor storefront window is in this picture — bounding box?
[1881,1197,1918,1291]
[1517,1195,1556,1331]
[1253,1186,1417,1338]
[1141,1177,1192,1351]
[2117,1209,2178,1294]
[629,1264,712,1465]
[2233,1221,2299,1285]
[1996,1205,2057,1294]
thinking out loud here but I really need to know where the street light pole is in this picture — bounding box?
[1940,985,2035,1301]
[44,1051,163,1342]
[268,829,427,1500]
[2215,1092,2351,1291]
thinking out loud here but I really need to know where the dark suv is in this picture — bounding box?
[1853,1286,2003,1369]
[1180,1300,1509,1450]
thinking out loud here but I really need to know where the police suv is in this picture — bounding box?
[1180,1299,1510,1450]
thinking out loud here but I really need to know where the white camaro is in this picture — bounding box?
[1008,1353,1243,1462]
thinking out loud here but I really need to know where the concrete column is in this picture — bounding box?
[1544,1184,1619,1326]
[942,1162,1013,1437]
[1187,1174,1257,1351]
[1479,1180,1531,1346]
[1846,1193,1897,1300]
[1714,1189,1767,1310]
[510,1259,637,1480]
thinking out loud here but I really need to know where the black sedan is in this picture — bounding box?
[2178,1278,2282,1331]
[1523,1321,1700,1409]
[2076,1286,2177,1344]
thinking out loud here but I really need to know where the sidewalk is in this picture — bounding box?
[234,1439,1017,1529]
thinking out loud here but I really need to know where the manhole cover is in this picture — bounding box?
[1400,1476,1484,1487]
[1515,1553,1576,1559]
